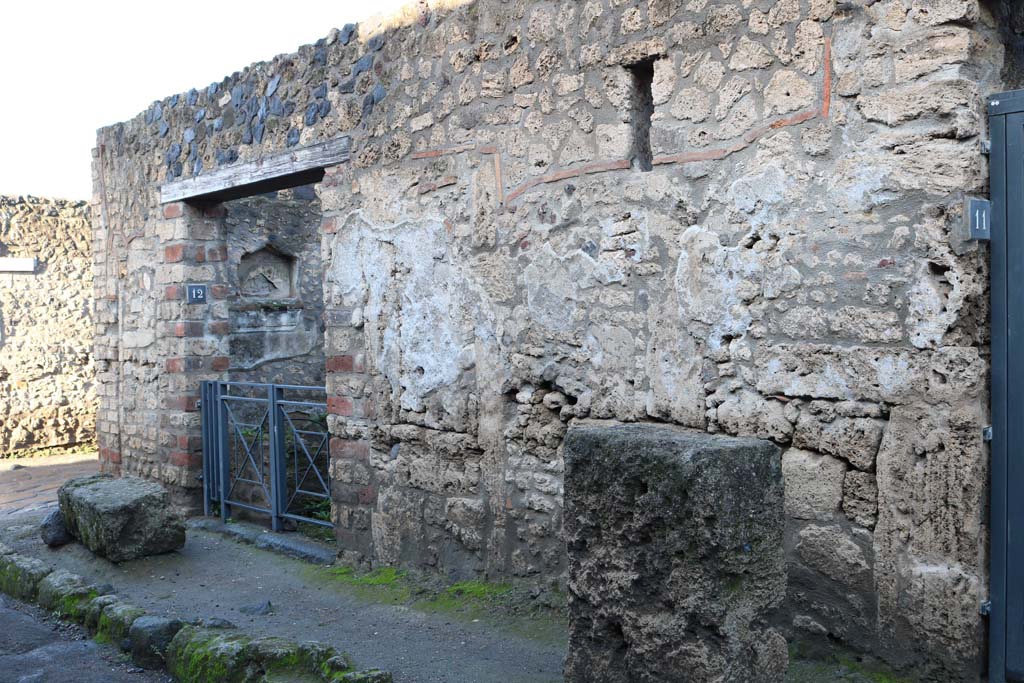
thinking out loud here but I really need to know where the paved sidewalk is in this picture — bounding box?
[0,452,98,517]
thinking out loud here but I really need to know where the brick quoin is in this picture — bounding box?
[326,355,355,372]
[164,285,184,300]
[164,244,186,263]
[330,438,369,461]
[99,447,122,464]
[162,202,184,219]
[165,395,200,412]
[165,358,185,373]
[169,450,202,468]
[327,396,354,416]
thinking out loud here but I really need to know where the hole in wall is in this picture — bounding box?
[626,59,655,172]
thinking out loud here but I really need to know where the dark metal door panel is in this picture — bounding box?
[1004,111,1024,680]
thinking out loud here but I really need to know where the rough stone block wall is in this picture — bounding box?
[0,196,96,455]
[92,0,1023,678]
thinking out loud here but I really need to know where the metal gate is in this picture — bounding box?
[200,381,332,531]
[990,90,1024,682]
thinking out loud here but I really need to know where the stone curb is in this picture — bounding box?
[0,542,390,682]
[189,517,337,565]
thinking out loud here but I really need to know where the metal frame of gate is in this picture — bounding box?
[989,89,1024,683]
[200,381,332,532]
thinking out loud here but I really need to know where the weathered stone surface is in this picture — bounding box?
[166,626,389,682]
[843,470,878,529]
[796,524,871,588]
[782,448,845,521]
[0,196,95,456]
[58,474,186,562]
[40,508,72,548]
[564,423,786,683]
[97,601,146,647]
[0,552,53,602]
[36,569,96,619]
[129,615,185,669]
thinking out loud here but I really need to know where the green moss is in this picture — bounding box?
[96,603,145,645]
[58,589,97,621]
[416,580,513,616]
[320,566,411,604]
[833,654,914,683]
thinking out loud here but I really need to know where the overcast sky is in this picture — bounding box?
[0,0,411,200]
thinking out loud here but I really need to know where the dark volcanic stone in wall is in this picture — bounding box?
[563,423,787,683]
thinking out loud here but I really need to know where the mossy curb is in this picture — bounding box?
[0,545,392,682]
[167,626,391,683]
[36,568,100,619]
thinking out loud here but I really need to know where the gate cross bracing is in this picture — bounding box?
[200,381,333,532]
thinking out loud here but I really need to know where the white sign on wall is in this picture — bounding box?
[0,257,36,273]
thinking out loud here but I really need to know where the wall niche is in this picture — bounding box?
[238,246,296,300]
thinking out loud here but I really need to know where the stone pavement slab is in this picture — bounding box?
[0,452,98,517]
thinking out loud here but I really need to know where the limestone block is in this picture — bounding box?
[764,70,815,115]
[874,402,985,678]
[843,470,878,528]
[564,423,787,683]
[909,0,979,26]
[783,448,845,521]
[58,474,186,562]
[796,524,871,588]
[793,411,885,471]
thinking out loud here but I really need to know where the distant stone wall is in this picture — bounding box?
[0,196,95,455]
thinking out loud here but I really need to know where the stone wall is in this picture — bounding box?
[93,0,1013,678]
[0,196,95,455]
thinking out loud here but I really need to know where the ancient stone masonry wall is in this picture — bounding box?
[0,196,95,455]
[94,0,1014,678]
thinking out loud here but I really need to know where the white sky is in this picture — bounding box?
[0,0,411,200]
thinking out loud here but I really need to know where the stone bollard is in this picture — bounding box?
[563,423,788,683]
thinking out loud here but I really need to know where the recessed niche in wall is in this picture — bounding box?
[238,246,296,300]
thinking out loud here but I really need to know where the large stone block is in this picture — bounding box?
[58,474,186,563]
[564,423,787,683]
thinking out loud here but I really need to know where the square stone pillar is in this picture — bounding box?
[564,423,788,683]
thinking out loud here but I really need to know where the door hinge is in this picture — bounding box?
[981,600,992,616]
[984,425,993,442]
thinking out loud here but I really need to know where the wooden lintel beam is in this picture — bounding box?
[159,137,350,204]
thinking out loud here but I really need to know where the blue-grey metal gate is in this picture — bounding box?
[990,89,1024,682]
[200,381,332,532]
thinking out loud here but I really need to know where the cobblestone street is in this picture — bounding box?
[0,452,97,517]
